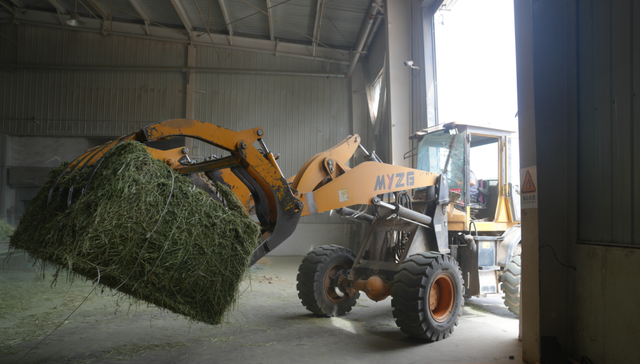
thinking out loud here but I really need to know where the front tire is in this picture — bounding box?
[391,252,464,342]
[500,250,521,315]
[296,245,359,317]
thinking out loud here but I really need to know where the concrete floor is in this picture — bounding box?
[0,252,522,364]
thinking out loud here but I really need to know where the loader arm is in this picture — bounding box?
[63,119,442,265]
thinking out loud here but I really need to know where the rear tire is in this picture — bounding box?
[500,250,521,316]
[391,252,464,342]
[296,245,359,317]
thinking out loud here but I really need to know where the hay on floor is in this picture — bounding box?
[9,141,260,325]
[0,220,13,243]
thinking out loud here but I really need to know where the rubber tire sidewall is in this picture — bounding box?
[391,253,464,342]
[500,246,521,316]
[296,245,358,317]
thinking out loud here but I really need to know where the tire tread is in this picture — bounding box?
[391,252,464,342]
[500,251,521,316]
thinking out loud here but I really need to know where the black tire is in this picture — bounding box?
[500,250,521,316]
[391,252,464,342]
[296,245,359,317]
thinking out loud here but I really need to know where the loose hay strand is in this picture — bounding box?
[10,141,261,325]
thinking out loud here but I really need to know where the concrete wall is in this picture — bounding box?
[513,0,540,361]
[530,0,576,354]
[572,245,640,363]
[9,136,90,167]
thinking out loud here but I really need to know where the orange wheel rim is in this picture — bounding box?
[325,262,348,302]
[429,273,454,323]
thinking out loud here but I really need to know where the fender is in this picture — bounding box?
[496,224,521,267]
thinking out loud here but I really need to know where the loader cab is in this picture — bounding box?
[413,122,520,232]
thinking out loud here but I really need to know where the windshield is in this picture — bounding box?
[417,130,466,200]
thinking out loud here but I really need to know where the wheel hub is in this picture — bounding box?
[325,265,350,302]
[428,273,454,323]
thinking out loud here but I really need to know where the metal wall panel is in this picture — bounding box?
[192,48,352,223]
[1,23,186,66]
[193,45,348,74]
[1,24,186,136]
[0,68,185,136]
[1,24,354,226]
[577,0,638,245]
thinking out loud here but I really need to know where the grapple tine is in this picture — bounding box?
[66,141,116,206]
[47,172,65,206]
[67,186,75,208]
[81,157,106,196]
[66,145,103,171]
[50,134,136,207]
[48,145,103,206]
[75,140,117,172]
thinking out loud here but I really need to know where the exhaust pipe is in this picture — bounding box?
[372,197,433,226]
[337,207,375,223]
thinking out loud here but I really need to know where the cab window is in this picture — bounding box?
[417,130,466,200]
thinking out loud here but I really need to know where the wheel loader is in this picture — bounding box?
[60,119,521,342]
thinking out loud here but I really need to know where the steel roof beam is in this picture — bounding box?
[266,0,274,41]
[6,8,351,64]
[346,0,381,77]
[7,0,24,7]
[311,0,325,57]
[127,0,150,35]
[217,0,233,37]
[169,0,193,37]
[86,0,109,19]
[0,1,13,12]
[46,0,67,14]
[46,0,67,25]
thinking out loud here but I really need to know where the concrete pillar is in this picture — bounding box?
[0,134,7,220]
[514,0,541,362]
[350,63,369,164]
[185,44,197,157]
[421,5,437,128]
[0,134,12,224]
[385,0,413,168]
[186,44,196,119]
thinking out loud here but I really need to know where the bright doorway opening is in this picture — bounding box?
[434,0,518,131]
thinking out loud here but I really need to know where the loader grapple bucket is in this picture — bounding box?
[56,119,303,264]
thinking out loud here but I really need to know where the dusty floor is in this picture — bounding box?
[0,251,521,364]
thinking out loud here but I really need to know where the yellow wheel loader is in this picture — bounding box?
[61,119,521,341]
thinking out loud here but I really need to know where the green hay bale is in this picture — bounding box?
[9,141,260,325]
[0,220,13,243]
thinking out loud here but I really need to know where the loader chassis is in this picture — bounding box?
[63,119,520,342]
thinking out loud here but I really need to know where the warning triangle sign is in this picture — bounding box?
[522,170,536,193]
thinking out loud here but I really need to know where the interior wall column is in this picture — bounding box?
[0,134,11,223]
[385,0,412,167]
[185,44,196,157]
[514,0,541,362]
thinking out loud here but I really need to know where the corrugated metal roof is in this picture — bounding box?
[320,0,371,47]
[271,0,315,44]
[19,0,56,12]
[51,0,141,22]
[182,0,227,32]
[2,0,375,52]
[225,0,270,39]
[136,0,185,26]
